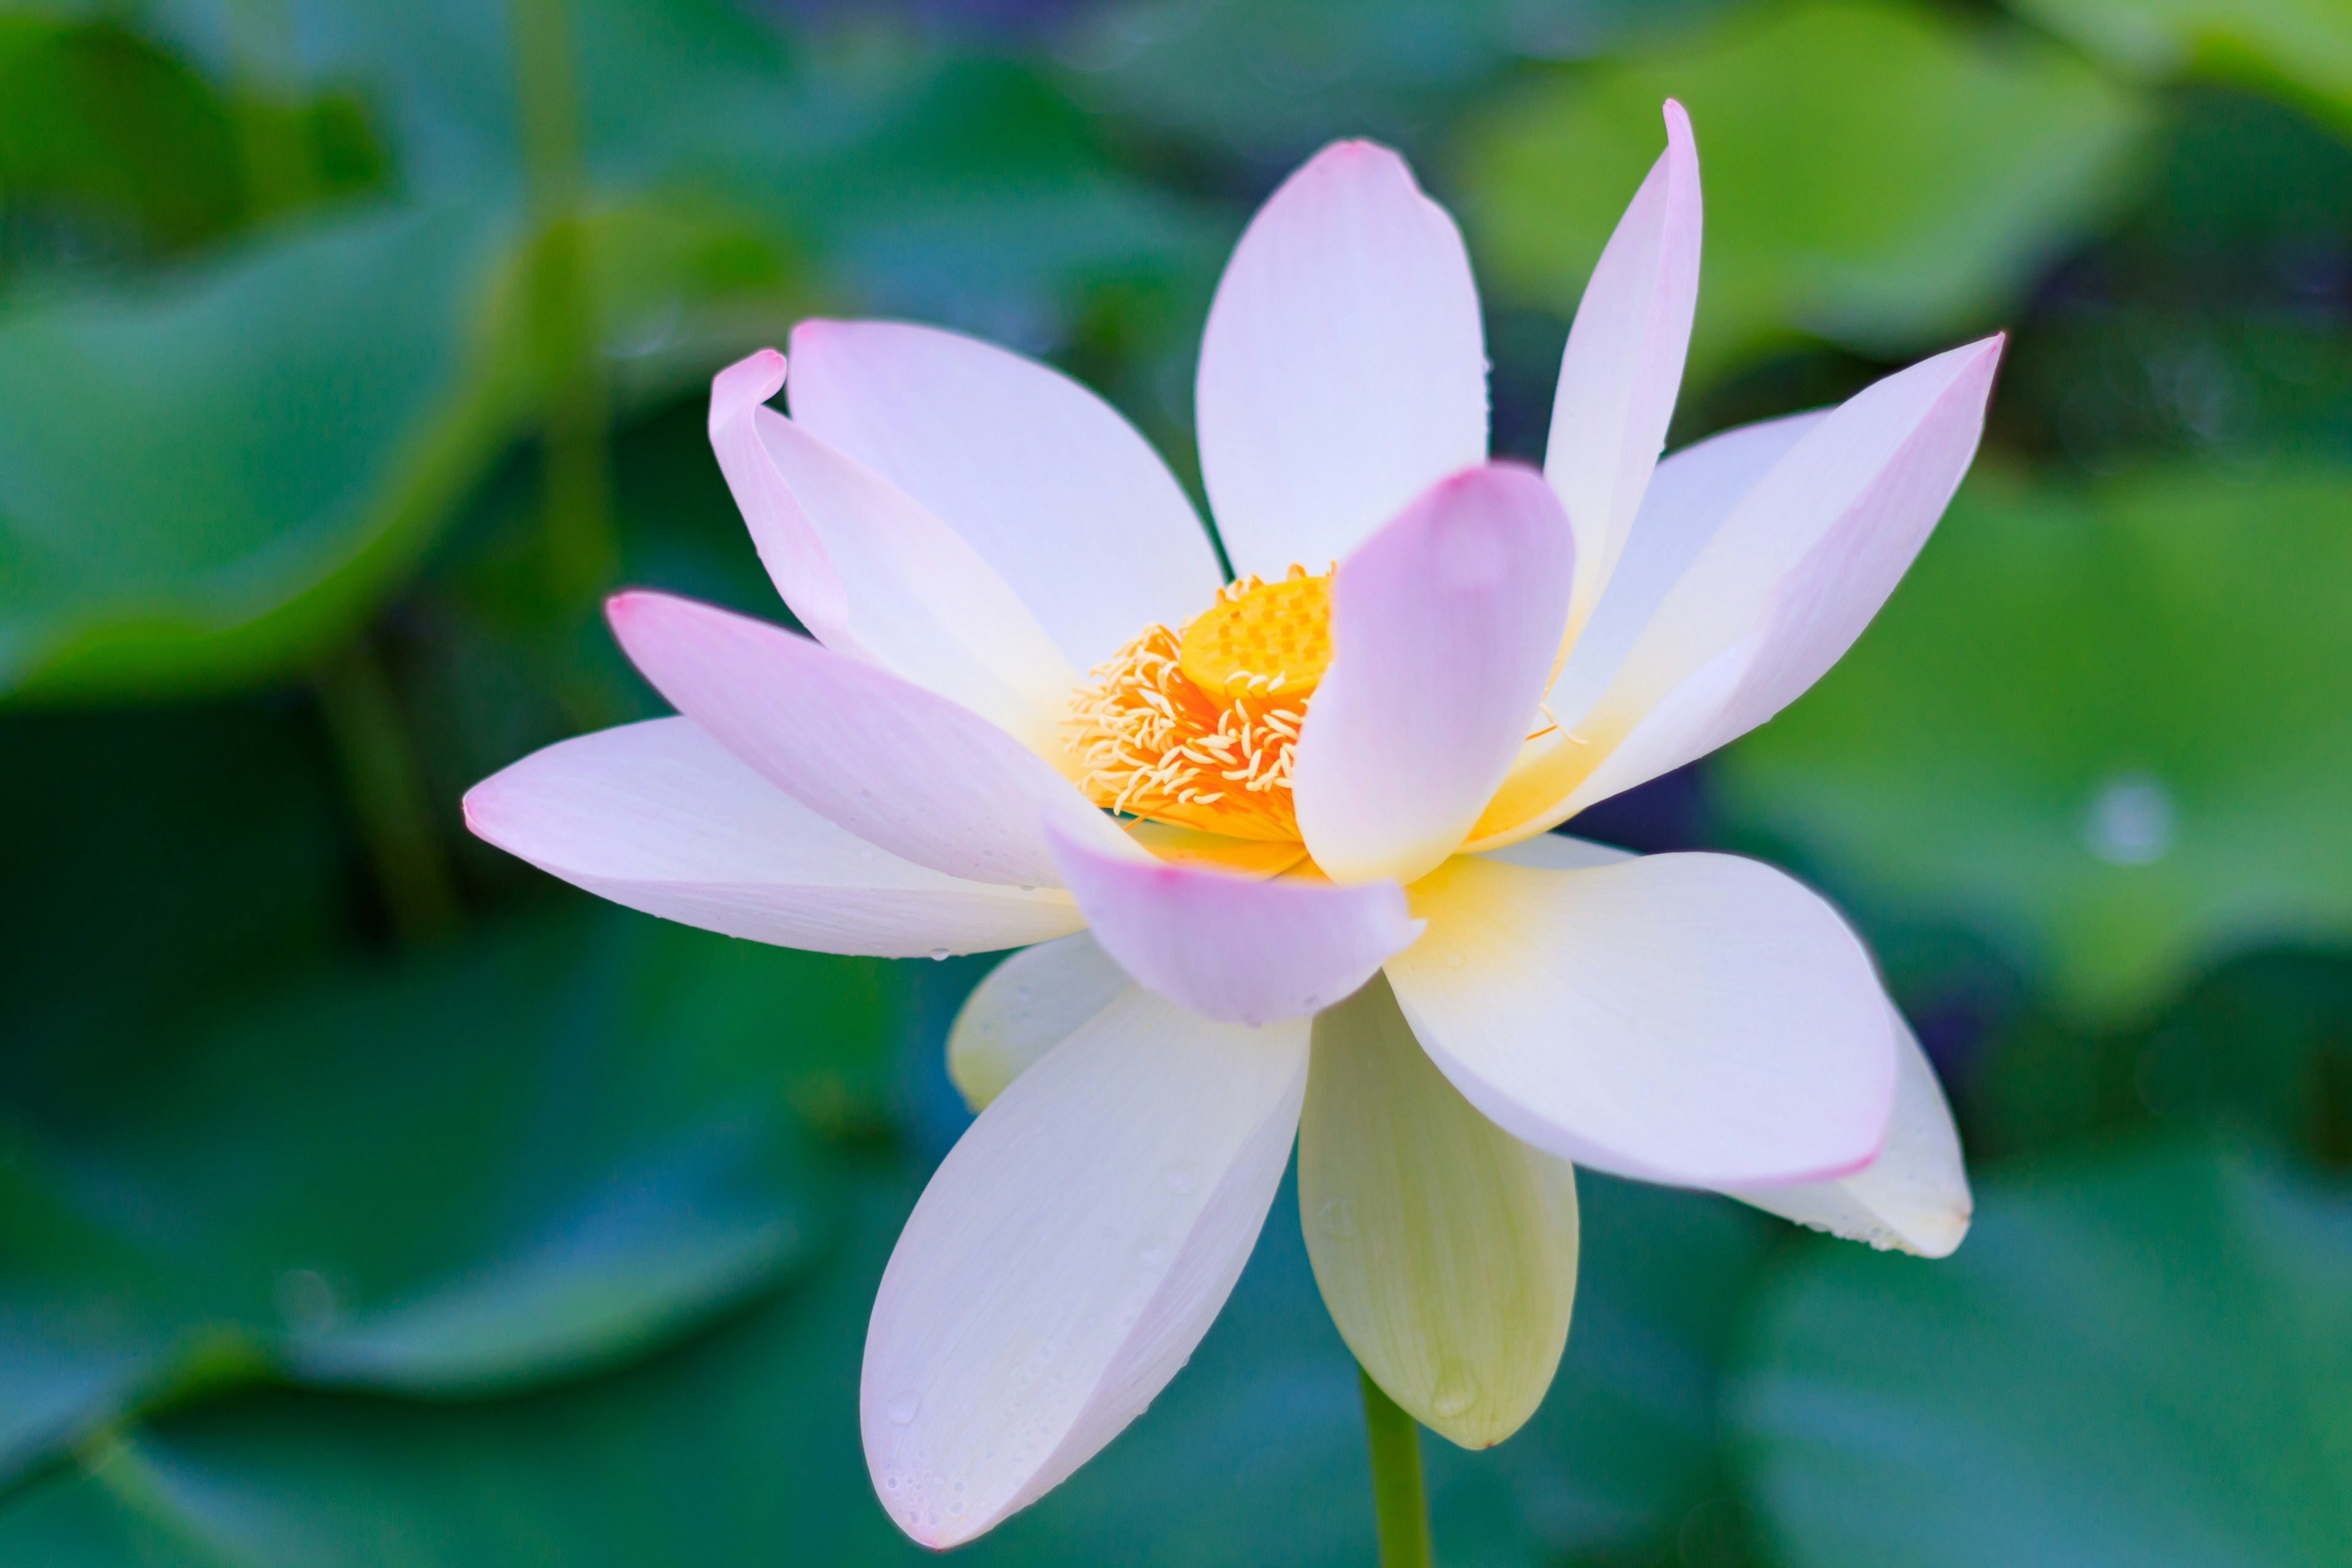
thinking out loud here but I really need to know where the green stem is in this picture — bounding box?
[1360,1365,1434,1568]
[314,639,461,945]
[508,0,617,603]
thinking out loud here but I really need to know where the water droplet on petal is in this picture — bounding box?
[928,947,951,961]
[1431,1362,1479,1419]
[1161,1160,1200,1194]
[887,1391,922,1425]
[1014,985,1031,1000]
[1444,952,1466,970]
[1316,1198,1355,1239]
[1137,1235,1175,1268]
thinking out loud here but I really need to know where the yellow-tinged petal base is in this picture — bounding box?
[1300,973,1577,1449]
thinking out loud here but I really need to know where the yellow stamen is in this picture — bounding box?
[1066,566,1334,841]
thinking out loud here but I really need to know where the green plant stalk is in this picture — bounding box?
[508,0,617,603]
[1360,1365,1434,1568]
[314,639,461,944]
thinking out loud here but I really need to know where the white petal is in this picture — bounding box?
[1468,337,2002,846]
[464,718,1081,957]
[946,933,1131,1111]
[1300,974,1578,1449]
[1476,832,1635,872]
[1195,140,1488,576]
[606,591,1144,888]
[1293,464,1574,885]
[1384,851,1896,1188]
[1545,410,1826,736]
[1549,99,1702,643]
[1050,828,1420,1025]
[783,320,1225,671]
[863,989,1308,1547]
[1727,1009,1972,1257]
[706,350,1076,754]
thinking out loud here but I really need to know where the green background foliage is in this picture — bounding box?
[1,0,2346,1562]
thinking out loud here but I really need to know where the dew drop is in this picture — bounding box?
[1161,1160,1200,1194]
[1444,952,1466,970]
[1431,1362,1479,1419]
[1014,985,1032,1000]
[887,1391,922,1425]
[2084,771,2174,865]
[928,947,951,962]
[1137,1235,1175,1269]
[1316,1198,1355,1239]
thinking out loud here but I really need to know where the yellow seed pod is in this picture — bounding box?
[1177,568,1334,700]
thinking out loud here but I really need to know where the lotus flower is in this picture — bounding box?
[466,100,1993,1547]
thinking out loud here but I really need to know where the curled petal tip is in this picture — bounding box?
[709,347,786,434]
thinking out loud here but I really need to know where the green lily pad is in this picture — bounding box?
[1725,1137,2352,1566]
[1455,0,2155,380]
[1714,462,2352,1020]
[0,199,532,701]
[0,909,894,1485]
[2007,0,2352,129]
[0,1165,1774,1565]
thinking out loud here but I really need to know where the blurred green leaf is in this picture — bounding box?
[0,200,532,701]
[0,910,895,1484]
[1456,0,2155,380]
[0,703,355,1100]
[2008,0,2352,130]
[1057,0,1713,166]
[0,15,243,271]
[1969,949,2352,1168]
[1715,463,2352,1020]
[1726,1137,2352,1567]
[0,1163,1774,1565]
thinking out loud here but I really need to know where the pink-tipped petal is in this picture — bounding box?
[1385,851,1896,1188]
[1294,464,1574,885]
[463,718,1081,956]
[1727,1008,1972,1258]
[1471,336,2003,846]
[1049,829,1421,1025]
[706,349,1074,753]
[1548,99,1703,641]
[1196,140,1488,577]
[606,591,1142,888]
[785,320,1225,671]
[864,988,1308,1547]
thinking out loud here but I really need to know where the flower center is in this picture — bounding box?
[1067,565,1333,842]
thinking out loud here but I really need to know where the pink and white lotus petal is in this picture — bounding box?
[1294,464,1573,886]
[1548,99,1702,643]
[783,320,1226,671]
[606,591,1142,888]
[1384,850,1896,1188]
[706,350,1075,752]
[1544,410,1825,733]
[947,932,1133,1111]
[1469,335,2003,845]
[463,718,1080,957]
[864,987,1309,1547]
[1049,829,1421,1026]
[1195,140,1488,577]
[1728,1008,1972,1257]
